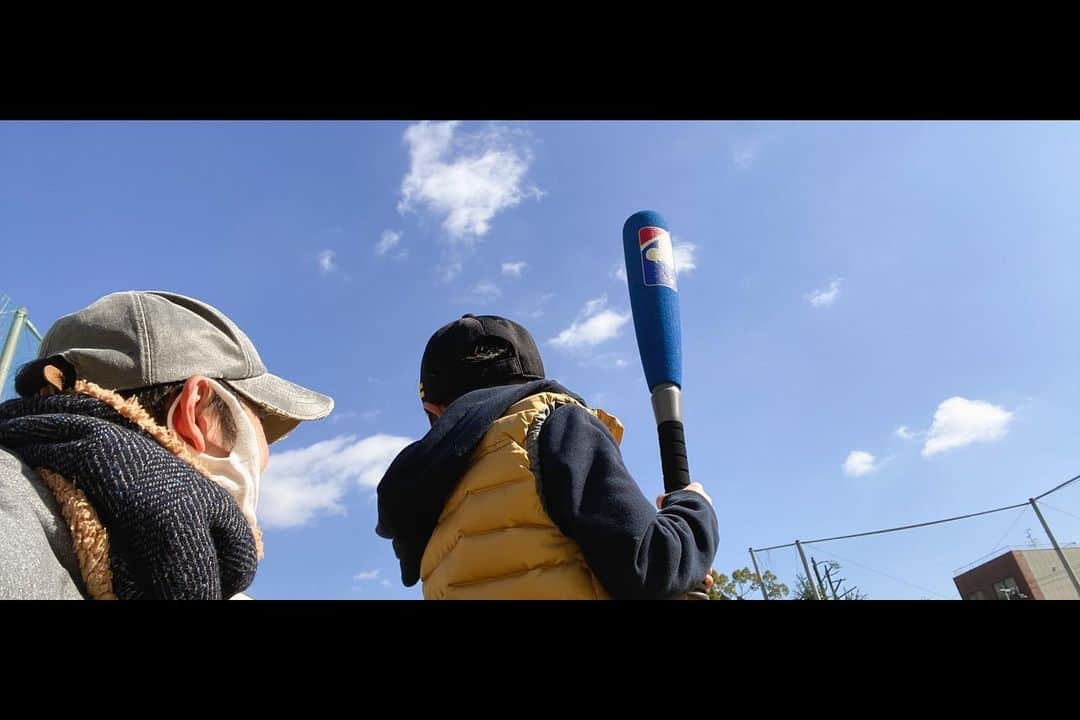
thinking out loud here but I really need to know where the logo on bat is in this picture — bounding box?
[638,226,677,290]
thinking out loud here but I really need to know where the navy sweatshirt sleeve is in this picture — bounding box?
[535,403,719,599]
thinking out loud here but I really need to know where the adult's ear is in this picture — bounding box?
[170,376,216,454]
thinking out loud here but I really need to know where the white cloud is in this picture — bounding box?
[317,249,336,273]
[458,281,502,306]
[380,579,391,587]
[354,569,380,581]
[807,278,842,308]
[579,352,631,370]
[502,261,527,277]
[520,292,554,319]
[843,450,879,477]
[896,426,917,440]
[328,411,359,425]
[260,434,413,528]
[549,295,631,350]
[582,296,608,316]
[361,409,381,421]
[672,237,698,274]
[397,121,541,242]
[472,281,501,298]
[922,397,1013,457]
[550,311,629,349]
[611,264,628,282]
[375,229,403,257]
[438,260,463,283]
[732,141,759,168]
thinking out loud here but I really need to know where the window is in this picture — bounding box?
[993,577,1024,600]
[966,590,986,601]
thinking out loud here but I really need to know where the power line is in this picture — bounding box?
[811,545,951,600]
[753,501,1028,552]
[753,472,1080,554]
[1037,501,1080,524]
[1036,473,1080,500]
[985,506,1030,558]
[758,540,796,552]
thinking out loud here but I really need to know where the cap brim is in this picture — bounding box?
[225,373,334,445]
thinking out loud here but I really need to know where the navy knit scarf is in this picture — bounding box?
[0,391,258,599]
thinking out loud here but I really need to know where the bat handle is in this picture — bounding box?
[652,383,709,600]
[651,383,691,493]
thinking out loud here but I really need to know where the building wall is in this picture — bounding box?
[1016,548,1080,600]
[954,553,1031,600]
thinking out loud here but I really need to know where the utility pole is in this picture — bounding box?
[749,548,770,601]
[796,541,820,600]
[1029,498,1080,598]
[0,307,28,397]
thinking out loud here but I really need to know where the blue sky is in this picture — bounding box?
[3,120,1080,599]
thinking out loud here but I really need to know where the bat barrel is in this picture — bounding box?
[622,211,682,392]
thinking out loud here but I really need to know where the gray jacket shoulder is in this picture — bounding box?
[0,446,86,599]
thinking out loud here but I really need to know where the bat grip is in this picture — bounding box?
[658,423,706,599]
[657,420,691,493]
[657,427,709,598]
[651,383,690,493]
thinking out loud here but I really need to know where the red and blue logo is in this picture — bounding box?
[638,226,677,290]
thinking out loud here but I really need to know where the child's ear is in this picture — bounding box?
[39,364,67,396]
[14,355,76,397]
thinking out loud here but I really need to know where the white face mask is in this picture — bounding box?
[167,378,262,533]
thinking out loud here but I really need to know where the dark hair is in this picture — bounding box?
[119,382,238,445]
[16,353,238,444]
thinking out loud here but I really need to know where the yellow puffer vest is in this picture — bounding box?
[420,391,624,600]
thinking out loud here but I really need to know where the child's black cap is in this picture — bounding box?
[419,314,545,406]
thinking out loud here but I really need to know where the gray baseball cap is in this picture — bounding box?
[36,291,334,444]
